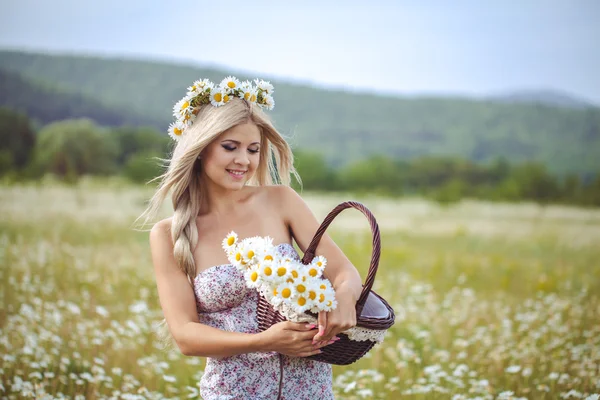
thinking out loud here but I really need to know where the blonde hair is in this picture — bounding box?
[138,97,299,348]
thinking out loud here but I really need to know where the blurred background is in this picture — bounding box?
[1,1,600,399]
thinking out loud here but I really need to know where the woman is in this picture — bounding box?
[142,77,363,399]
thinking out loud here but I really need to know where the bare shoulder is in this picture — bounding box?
[149,217,173,250]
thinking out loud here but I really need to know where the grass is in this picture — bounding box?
[1,181,599,399]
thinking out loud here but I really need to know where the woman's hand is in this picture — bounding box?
[258,321,336,357]
[313,288,358,344]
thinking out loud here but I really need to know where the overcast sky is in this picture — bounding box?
[1,0,599,103]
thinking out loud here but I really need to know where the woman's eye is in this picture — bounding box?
[248,149,260,154]
[222,145,236,151]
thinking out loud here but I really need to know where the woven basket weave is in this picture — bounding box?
[256,201,395,365]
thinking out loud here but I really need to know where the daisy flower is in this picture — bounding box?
[262,93,275,110]
[273,260,293,283]
[304,281,321,312]
[244,265,261,289]
[187,80,206,95]
[306,263,323,279]
[209,87,226,107]
[257,262,277,285]
[311,255,327,271]
[294,293,311,313]
[167,121,186,141]
[220,76,240,91]
[239,87,257,103]
[229,247,245,270]
[173,95,193,117]
[274,281,296,306]
[222,231,238,253]
[291,276,308,297]
[254,79,274,94]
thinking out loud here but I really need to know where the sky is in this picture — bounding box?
[1,0,599,103]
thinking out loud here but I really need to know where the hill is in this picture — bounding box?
[1,49,599,174]
[0,68,163,128]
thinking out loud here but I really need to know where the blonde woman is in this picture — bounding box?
[142,78,363,399]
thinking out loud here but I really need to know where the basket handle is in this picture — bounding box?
[301,201,381,316]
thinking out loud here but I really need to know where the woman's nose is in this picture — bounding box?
[234,152,250,166]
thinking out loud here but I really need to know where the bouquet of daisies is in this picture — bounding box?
[222,232,337,315]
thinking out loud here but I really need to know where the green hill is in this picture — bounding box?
[1,50,599,174]
[0,68,163,128]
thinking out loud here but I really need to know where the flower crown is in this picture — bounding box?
[168,76,275,141]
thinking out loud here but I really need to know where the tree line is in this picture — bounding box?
[1,108,599,207]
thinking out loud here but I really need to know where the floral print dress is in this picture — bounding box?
[193,243,334,400]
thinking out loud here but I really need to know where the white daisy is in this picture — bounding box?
[239,86,257,103]
[221,231,238,253]
[173,95,193,117]
[257,262,277,285]
[263,94,275,110]
[187,80,206,95]
[305,281,321,312]
[167,121,186,141]
[272,259,293,283]
[291,276,308,297]
[229,247,245,270]
[311,255,327,271]
[306,263,323,279]
[209,87,226,107]
[293,293,311,313]
[274,281,296,306]
[254,79,274,94]
[244,265,261,289]
[220,76,240,91]
[240,80,252,90]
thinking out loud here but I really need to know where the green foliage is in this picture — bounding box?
[0,107,35,175]
[1,50,599,174]
[123,151,165,183]
[34,119,119,181]
[292,150,337,191]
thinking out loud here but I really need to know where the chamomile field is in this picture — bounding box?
[1,180,599,399]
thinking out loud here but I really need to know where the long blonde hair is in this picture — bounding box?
[138,97,299,347]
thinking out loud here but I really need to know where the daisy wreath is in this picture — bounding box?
[168,76,275,141]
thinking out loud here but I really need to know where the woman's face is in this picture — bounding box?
[200,122,262,190]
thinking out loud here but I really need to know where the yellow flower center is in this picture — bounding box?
[291,270,298,278]
[281,288,291,298]
[264,267,272,276]
[326,300,332,307]
[250,271,258,282]
[317,261,323,267]
[308,268,317,277]
[181,101,190,110]
[250,94,257,102]
[244,92,250,100]
[286,278,294,283]
[296,284,306,293]
[227,237,235,246]
[227,81,236,88]
[174,127,183,136]
[264,255,273,261]
[213,93,222,102]
[277,267,287,277]
[223,94,230,103]
[297,297,306,306]
[273,288,278,296]
[247,250,254,259]
[308,290,316,300]
[319,293,325,302]
[235,253,242,262]
[320,284,326,290]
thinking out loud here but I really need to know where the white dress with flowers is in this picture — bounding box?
[192,243,334,400]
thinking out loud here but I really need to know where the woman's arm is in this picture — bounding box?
[150,219,263,358]
[275,186,364,343]
[150,218,325,358]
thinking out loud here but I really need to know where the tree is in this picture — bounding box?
[33,119,119,180]
[0,107,36,175]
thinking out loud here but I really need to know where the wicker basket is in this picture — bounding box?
[256,201,395,365]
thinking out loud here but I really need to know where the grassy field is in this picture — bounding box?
[1,180,599,399]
